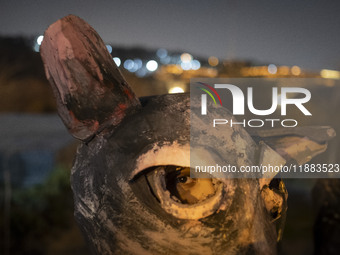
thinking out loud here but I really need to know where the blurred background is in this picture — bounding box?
[0,0,340,254]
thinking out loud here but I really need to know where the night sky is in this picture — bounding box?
[1,0,339,71]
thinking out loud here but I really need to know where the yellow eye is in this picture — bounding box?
[176,168,195,184]
[167,167,216,204]
[176,175,192,184]
[131,165,224,220]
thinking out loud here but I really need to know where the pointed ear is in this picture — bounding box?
[251,126,336,165]
[256,127,335,220]
[40,15,140,141]
[254,126,335,189]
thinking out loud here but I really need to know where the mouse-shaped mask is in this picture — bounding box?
[40,15,335,255]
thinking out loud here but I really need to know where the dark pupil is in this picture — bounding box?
[177,176,187,183]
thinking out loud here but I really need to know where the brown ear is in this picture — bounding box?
[255,127,335,224]
[40,15,140,141]
[253,126,335,189]
[251,126,336,165]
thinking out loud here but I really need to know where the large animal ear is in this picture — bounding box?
[40,15,140,141]
[251,126,335,165]
[252,126,335,189]
[254,126,335,225]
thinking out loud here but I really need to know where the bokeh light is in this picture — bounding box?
[146,60,158,72]
[180,53,192,63]
[208,56,219,67]
[124,59,135,71]
[36,35,44,46]
[191,60,201,70]
[180,62,192,70]
[291,66,301,76]
[268,64,277,74]
[134,58,143,70]
[160,56,171,64]
[320,69,340,79]
[113,57,121,67]
[106,45,112,54]
[169,87,184,94]
[157,48,168,59]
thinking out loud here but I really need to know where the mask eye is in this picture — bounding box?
[165,167,217,205]
[133,165,224,220]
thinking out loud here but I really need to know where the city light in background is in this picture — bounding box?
[146,60,158,72]
[106,44,112,53]
[30,31,339,95]
[267,64,278,74]
[113,57,121,67]
[169,87,184,94]
[320,69,340,79]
